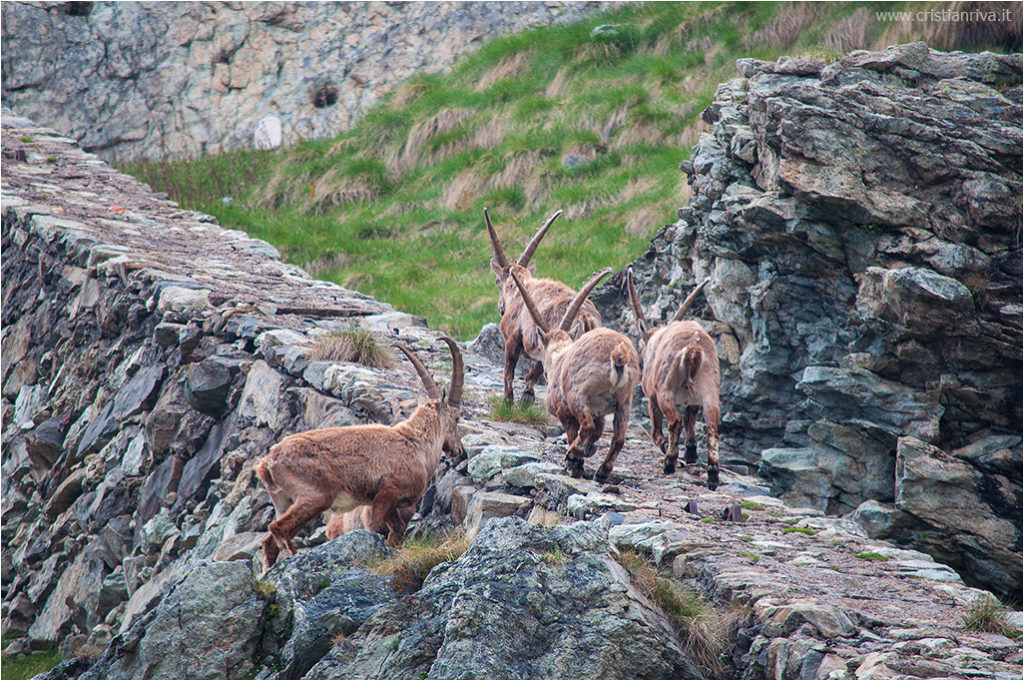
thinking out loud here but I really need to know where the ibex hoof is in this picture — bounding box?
[594,468,611,483]
[663,459,677,475]
[684,442,698,465]
[707,468,720,491]
[519,389,535,406]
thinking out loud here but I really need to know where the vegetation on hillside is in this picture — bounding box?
[121,1,1019,339]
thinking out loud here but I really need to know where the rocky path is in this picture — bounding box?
[2,114,1021,679]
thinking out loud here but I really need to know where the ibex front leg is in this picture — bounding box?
[521,362,544,405]
[503,329,525,404]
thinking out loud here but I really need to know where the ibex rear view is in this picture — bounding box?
[485,208,602,404]
[509,267,640,482]
[256,336,464,568]
[627,269,722,490]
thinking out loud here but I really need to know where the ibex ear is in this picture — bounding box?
[441,386,449,404]
[537,327,548,345]
[490,259,505,281]
[526,262,537,275]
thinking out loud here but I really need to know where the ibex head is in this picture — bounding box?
[508,266,613,358]
[485,208,562,315]
[393,336,465,459]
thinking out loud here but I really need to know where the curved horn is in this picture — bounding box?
[437,335,464,408]
[484,208,510,269]
[558,267,613,332]
[515,209,562,267]
[393,342,441,400]
[508,268,549,334]
[626,268,650,342]
[671,277,710,322]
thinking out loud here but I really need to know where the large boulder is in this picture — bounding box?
[81,561,266,680]
[306,518,703,679]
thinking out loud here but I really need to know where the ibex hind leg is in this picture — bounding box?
[683,406,699,465]
[661,402,683,474]
[595,404,628,483]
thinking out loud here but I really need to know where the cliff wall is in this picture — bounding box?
[594,42,1022,600]
[1,1,607,161]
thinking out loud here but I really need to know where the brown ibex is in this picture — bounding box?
[256,337,464,567]
[626,269,721,490]
[485,208,602,404]
[509,267,640,482]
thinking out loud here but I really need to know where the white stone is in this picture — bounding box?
[253,115,282,150]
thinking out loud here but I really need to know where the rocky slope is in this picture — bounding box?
[593,42,1022,603]
[2,96,1021,678]
[0,1,606,161]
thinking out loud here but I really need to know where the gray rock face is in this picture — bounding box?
[893,436,1021,598]
[261,532,398,679]
[0,1,606,161]
[594,43,1022,598]
[81,561,265,680]
[307,518,702,680]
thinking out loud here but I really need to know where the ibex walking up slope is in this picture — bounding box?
[509,267,640,482]
[485,208,602,404]
[256,337,464,567]
[627,270,722,490]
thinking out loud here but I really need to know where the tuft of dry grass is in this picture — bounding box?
[475,50,534,91]
[962,595,1022,639]
[370,533,471,594]
[617,551,726,675]
[311,328,397,368]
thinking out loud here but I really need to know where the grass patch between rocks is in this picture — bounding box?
[370,532,470,594]
[1,647,63,680]
[488,396,549,425]
[961,595,1022,639]
[854,552,889,562]
[311,328,397,368]
[617,550,725,676]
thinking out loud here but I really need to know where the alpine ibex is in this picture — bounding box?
[485,208,602,404]
[626,269,721,490]
[509,267,640,482]
[256,337,464,567]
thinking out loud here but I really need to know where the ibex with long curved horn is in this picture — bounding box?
[256,337,465,567]
[485,208,602,404]
[509,267,640,482]
[627,269,721,490]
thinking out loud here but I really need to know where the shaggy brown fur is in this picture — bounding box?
[509,267,640,482]
[627,270,722,490]
[485,208,602,404]
[256,337,464,568]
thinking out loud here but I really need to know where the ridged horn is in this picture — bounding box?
[507,267,549,334]
[393,342,441,400]
[515,210,562,267]
[437,335,464,408]
[671,278,710,322]
[626,268,650,342]
[484,208,510,269]
[558,267,613,332]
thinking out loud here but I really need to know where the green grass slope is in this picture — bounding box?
[121,1,1019,339]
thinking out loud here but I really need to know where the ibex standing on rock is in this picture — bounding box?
[627,270,722,490]
[256,337,464,567]
[509,267,640,482]
[485,208,602,404]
